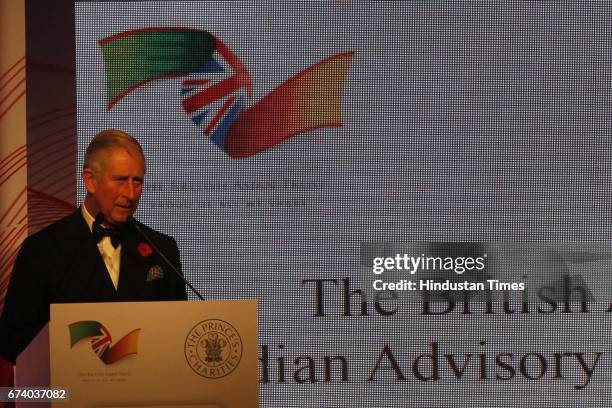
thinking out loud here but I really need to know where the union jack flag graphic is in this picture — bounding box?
[180,37,252,150]
[90,323,112,357]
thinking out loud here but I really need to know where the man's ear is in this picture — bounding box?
[82,169,97,194]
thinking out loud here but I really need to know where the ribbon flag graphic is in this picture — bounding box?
[69,321,140,364]
[99,27,354,158]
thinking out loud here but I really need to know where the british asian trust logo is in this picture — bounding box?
[184,319,243,379]
[98,27,354,158]
[69,321,141,364]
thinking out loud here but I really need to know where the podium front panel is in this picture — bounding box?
[49,300,258,408]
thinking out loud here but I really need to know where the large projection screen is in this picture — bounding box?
[75,2,611,407]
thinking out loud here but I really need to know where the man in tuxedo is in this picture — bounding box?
[0,129,187,363]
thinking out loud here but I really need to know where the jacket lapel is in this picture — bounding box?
[117,229,148,299]
[57,210,117,300]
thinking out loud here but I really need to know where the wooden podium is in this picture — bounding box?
[15,300,258,408]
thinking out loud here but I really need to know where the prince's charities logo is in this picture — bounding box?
[98,27,354,158]
[69,321,141,364]
[184,319,243,378]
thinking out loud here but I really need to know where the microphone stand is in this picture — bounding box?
[128,216,205,300]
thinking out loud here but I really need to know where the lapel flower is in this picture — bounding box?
[137,242,153,257]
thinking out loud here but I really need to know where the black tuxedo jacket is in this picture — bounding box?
[0,210,187,363]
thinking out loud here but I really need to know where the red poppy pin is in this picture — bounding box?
[137,242,153,257]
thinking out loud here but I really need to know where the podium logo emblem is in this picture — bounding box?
[69,321,141,364]
[185,319,243,378]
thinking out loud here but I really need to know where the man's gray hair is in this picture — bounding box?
[83,129,145,175]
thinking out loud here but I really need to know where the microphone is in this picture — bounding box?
[127,216,204,300]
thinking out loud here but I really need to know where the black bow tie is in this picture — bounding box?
[92,221,123,248]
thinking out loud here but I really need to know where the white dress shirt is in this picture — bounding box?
[81,205,121,290]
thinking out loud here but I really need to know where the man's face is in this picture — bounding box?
[83,147,145,226]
